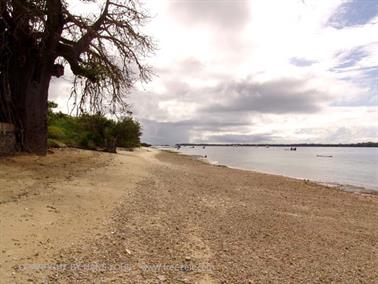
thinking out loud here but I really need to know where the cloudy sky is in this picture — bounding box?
[51,0,378,145]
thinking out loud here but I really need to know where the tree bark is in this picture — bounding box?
[22,78,50,155]
[9,58,51,155]
[0,0,64,156]
[105,137,117,153]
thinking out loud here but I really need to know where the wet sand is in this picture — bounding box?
[1,148,377,283]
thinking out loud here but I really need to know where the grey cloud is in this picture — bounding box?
[204,79,329,114]
[203,133,276,144]
[179,115,253,132]
[135,75,330,117]
[168,0,250,30]
[290,57,317,67]
[132,77,333,144]
[138,111,256,144]
[139,113,254,144]
[140,119,191,145]
[178,58,205,73]
[140,117,276,144]
[193,119,251,132]
[163,80,191,97]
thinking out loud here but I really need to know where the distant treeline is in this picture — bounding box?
[177,142,378,147]
[48,102,142,152]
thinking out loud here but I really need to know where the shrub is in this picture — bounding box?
[47,102,142,152]
[114,117,141,148]
[48,126,66,140]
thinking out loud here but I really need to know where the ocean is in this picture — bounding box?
[173,146,378,193]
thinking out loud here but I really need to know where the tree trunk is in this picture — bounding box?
[22,79,50,155]
[105,137,117,153]
[1,1,63,156]
[9,59,51,155]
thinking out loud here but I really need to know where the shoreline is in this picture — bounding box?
[166,148,378,195]
[1,148,378,283]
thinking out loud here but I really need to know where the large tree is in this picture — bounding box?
[0,0,153,154]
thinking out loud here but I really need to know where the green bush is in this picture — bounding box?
[47,101,143,151]
[114,117,141,148]
[48,125,66,140]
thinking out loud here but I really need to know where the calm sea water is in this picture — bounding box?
[174,146,378,192]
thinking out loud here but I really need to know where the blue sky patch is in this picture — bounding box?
[334,46,369,69]
[331,65,378,106]
[328,0,378,29]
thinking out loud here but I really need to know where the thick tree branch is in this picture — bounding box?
[57,43,97,82]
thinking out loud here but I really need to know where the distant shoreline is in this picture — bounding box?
[174,142,378,147]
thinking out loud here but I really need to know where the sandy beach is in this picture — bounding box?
[1,148,377,283]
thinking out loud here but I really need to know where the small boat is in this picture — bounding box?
[202,146,206,149]
[290,147,297,151]
[317,154,333,158]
